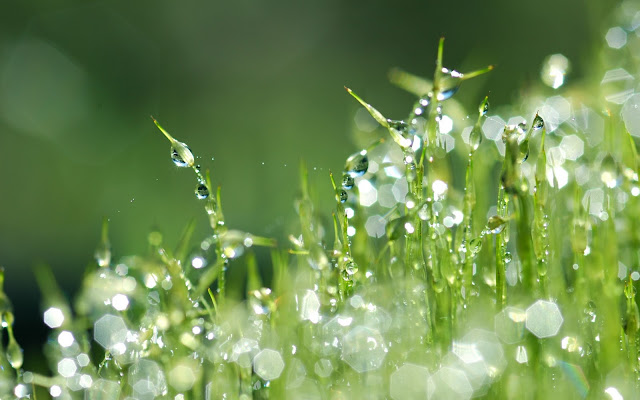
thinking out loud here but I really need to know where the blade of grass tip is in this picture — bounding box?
[151,115,176,143]
[344,87,390,128]
[460,65,495,80]
[34,263,72,324]
[174,218,197,265]
[207,288,219,316]
[194,258,225,299]
[388,67,432,96]
[246,252,263,293]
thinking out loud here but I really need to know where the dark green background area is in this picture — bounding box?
[0,0,609,364]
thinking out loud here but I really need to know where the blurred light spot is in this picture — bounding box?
[44,307,64,328]
[541,53,569,89]
[482,116,506,140]
[58,331,75,348]
[605,27,627,49]
[358,180,377,207]
[0,37,89,139]
[365,215,386,238]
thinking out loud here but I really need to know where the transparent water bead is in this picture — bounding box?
[532,114,544,130]
[128,359,168,400]
[43,307,65,328]
[94,314,128,351]
[169,141,194,167]
[253,349,285,381]
[195,184,209,200]
[428,366,473,400]
[345,150,369,177]
[341,326,387,373]
[338,189,348,203]
[342,174,355,190]
[437,68,464,101]
[494,307,526,344]
[390,363,432,400]
[525,300,564,338]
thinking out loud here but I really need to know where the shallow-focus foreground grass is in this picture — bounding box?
[2,5,640,400]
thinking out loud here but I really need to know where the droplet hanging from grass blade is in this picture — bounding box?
[195,184,210,200]
[152,116,195,168]
[345,151,369,178]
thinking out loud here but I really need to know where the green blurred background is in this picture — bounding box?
[0,0,609,364]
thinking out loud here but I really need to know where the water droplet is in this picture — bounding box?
[469,238,483,255]
[504,252,512,263]
[406,162,417,183]
[171,142,195,168]
[469,127,482,152]
[345,151,369,177]
[342,174,355,190]
[405,193,417,209]
[338,190,348,203]
[532,114,544,131]
[94,245,111,268]
[486,215,507,234]
[6,337,23,369]
[345,260,358,275]
[437,68,463,101]
[600,154,621,188]
[480,98,489,116]
[195,184,209,200]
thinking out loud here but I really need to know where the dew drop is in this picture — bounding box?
[469,127,482,152]
[600,154,621,188]
[486,215,507,234]
[338,190,348,204]
[171,142,195,167]
[504,252,512,263]
[437,68,463,101]
[345,151,369,177]
[480,98,489,116]
[345,260,358,275]
[532,115,544,131]
[6,337,23,369]
[342,174,355,190]
[195,184,210,200]
[469,238,483,255]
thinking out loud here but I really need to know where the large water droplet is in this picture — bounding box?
[342,174,355,190]
[480,98,489,116]
[195,184,209,200]
[532,115,544,131]
[469,127,482,152]
[6,337,23,369]
[171,142,195,167]
[338,190,348,204]
[345,260,358,275]
[345,151,369,177]
[486,215,507,234]
[469,237,483,255]
[437,68,463,101]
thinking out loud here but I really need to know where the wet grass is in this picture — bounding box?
[0,12,640,400]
